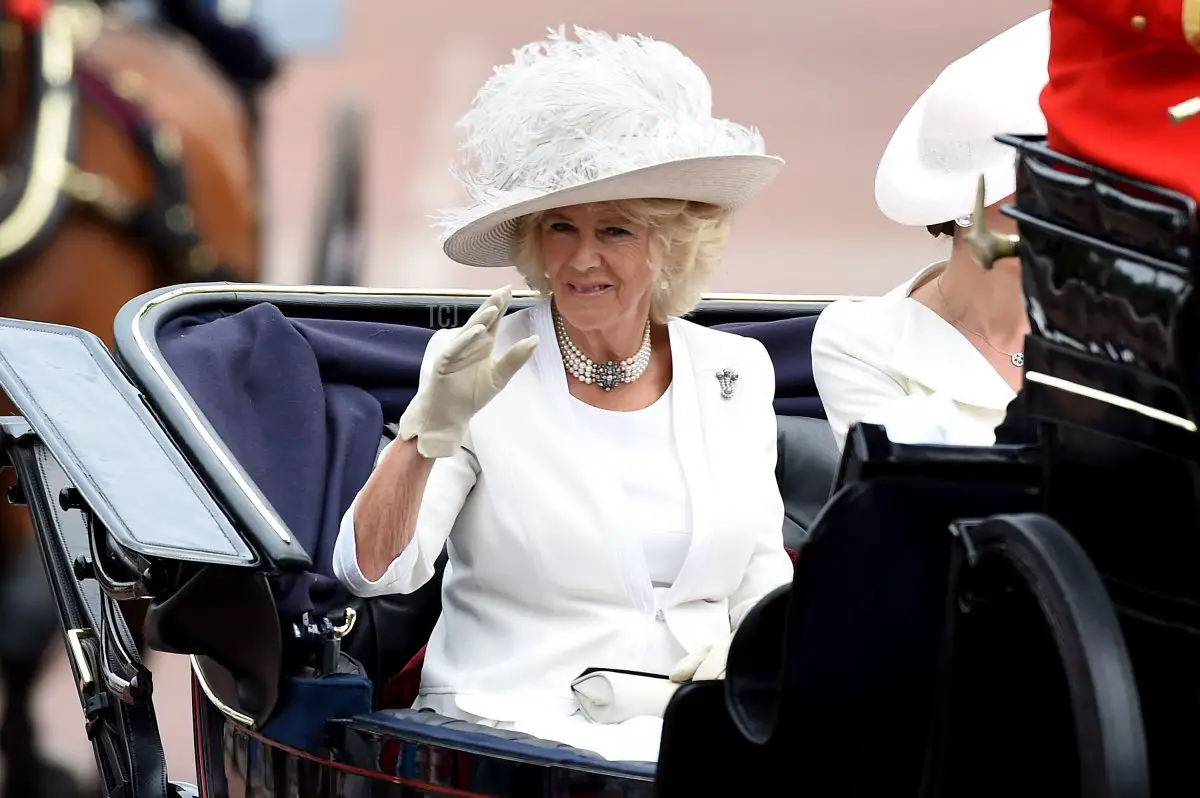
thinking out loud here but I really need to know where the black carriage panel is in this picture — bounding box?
[659,423,1043,796]
[773,429,1041,795]
[1003,133,1200,424]
[1,426,174,798]
[0,318,256,568]
[1005,134,1200,797]
[1003,134,1197,268]
[1001,135,1200,619]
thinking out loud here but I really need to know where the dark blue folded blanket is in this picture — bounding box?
[159,303,434,615]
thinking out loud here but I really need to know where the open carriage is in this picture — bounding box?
[0,131,1192,797]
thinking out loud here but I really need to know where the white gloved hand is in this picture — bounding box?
[398,286,538,458]
[669,635,732,683]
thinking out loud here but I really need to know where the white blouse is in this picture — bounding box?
[569,385,693,671]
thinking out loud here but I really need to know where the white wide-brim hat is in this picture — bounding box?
[433,26,784,269]
[874,10,1050,227]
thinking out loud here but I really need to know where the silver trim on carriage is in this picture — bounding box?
[190,655,256,728]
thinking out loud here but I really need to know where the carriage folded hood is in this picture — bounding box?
[0,317,257,567]
[155,302,435,616]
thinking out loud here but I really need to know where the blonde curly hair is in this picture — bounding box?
[508,198,733,324]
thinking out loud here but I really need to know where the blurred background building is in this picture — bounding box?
[254,0,1049,296]
[30,0,1047,785]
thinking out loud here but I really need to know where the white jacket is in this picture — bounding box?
[332,299,793,720]
[811,262,1018,452]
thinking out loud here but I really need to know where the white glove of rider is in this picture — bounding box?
[669,635,732,683]
[397,286,539,458]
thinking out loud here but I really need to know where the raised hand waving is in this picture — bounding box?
[398,286,539,458]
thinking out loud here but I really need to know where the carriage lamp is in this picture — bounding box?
[964,174,1020,269]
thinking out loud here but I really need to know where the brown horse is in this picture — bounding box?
[0,2,262,794]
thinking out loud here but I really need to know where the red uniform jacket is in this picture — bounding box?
[1040,0,1200,200]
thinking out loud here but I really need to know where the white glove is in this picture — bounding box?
[669,635,731,683]
[398,286,538,458]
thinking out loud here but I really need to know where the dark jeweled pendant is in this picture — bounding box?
[1011,352,1024,368]
[594,361,622,391]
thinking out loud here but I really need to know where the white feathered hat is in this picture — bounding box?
[434,25,785,268]
[874,10,1050,227]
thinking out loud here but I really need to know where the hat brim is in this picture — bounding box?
[874,90,1018,228]
[442,154,785,268]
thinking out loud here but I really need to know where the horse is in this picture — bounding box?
[0,1,265,794]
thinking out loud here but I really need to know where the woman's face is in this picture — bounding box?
[536,202,656,333]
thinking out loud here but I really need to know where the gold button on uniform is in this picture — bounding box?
[1131,14,1148,31]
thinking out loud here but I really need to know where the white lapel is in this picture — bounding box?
[661,320,720,605]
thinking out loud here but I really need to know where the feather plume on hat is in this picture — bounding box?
[434,25,784,269]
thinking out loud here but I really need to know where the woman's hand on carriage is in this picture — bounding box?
[398,285,539,458]
[669,635,732,683]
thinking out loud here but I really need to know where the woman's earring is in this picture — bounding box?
[955,214,973,229]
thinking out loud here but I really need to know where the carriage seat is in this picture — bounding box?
[150,299,838,726]
[334,708,657,778]
[776,414,838,547]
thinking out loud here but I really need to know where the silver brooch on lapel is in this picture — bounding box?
[716,368,738,399]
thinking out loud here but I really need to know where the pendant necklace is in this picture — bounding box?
[935,277,1025,368]
[552,304,652,391]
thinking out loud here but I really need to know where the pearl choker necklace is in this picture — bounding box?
[553,305,652,392]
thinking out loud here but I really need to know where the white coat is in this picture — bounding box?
[811,262,1019,453]
[332,298,793,760]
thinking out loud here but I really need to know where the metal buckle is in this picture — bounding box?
[333,606,357,639]
[66,627,95,693]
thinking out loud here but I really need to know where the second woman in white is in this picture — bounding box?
[811,11,1050,452]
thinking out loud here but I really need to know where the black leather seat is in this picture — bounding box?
[776,415,839,551]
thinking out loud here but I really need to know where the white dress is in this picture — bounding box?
[567,386,692,672]
[341,386,692,763]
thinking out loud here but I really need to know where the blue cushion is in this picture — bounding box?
[259,672,373,752]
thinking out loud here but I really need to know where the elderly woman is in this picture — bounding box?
[331,26,793,762]
[811,11,1049,452]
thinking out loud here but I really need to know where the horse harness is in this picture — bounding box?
[0,1,241,283]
